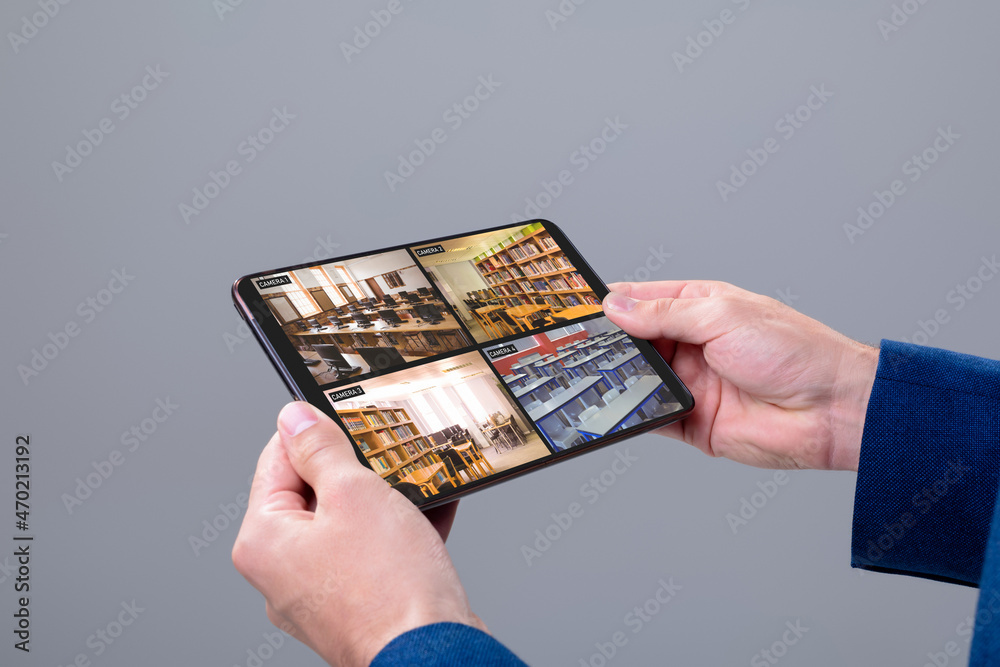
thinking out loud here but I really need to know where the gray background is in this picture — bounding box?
[2,1,998,665]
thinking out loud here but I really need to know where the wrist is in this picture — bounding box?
[828,340,879,471]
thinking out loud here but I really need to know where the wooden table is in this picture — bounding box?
[293,314,468,353]
[548,304,603,322]
[400,463,449,496]
[507,304,551,331]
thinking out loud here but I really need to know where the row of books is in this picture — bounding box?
[358,432,429,455]
[521,256,574,276]
[360,409,409,428]
[548,273,590,291]
[341,415,367,432]
[505,243,543,262]
[537,235,559,251]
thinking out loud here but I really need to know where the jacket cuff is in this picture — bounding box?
[370,623,528,667]
[851,340,1000,585]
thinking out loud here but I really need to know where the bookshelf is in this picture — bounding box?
[472,223,600,309]
[338,407,441,484]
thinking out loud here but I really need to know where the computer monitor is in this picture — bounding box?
[404,293,422,305]
[382,295,397,307]
[379,309,404,327]
[356,346,406,372]
[351,313,373,328]
[417,287,431,296]
[311,344,361,377]
[416,304,442,323]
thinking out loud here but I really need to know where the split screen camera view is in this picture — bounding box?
[252,222,681,501]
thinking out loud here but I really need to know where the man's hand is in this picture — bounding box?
[232,402,485,667]
[604,281,878,471]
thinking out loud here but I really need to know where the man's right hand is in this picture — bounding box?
[603,281,878,472]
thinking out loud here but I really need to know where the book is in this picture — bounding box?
[342,416,367,432]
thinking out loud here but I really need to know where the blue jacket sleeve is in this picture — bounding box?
[852,340,1000,585]
[370,623,528,666]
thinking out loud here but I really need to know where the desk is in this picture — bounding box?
[600,333,632,355]
[527,376,609,426]
[400,463,450,496]
[595,349,645,389]
[502,373,528,389]
[293,314,467,354]
[563,348,614,380]
[575,376,670,439]
[532,351,576,377]
[512,375,561,407]
[548,304,603,322]
[507,304,551,331]
[300,350,421,380]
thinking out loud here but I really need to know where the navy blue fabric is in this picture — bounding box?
[370,622,528,666]
[852,340,1000,664]
[852,340,1000,584]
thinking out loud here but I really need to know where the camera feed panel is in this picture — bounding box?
[251,249,473,386]
[411,221,603,345]
[485,316,683,452]
[327,351,552,501]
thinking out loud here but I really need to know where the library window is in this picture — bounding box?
[283,283,319,317]
[311,268,347,307]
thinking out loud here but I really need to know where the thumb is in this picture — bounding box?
[277,401,362,494]
[602,291,732,345]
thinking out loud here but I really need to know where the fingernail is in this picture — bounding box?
[278,402,318,438]
[604,292,638,312]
